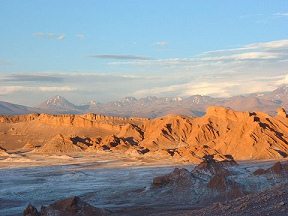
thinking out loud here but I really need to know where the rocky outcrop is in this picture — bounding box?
[23,204,40,216]
[1,106,288,162]
[192,155,237,176]
[22,142,38,150]
[253,161,288,176]
[207,174,244,199]
[0,112,147,126]
[277,107,287,118]
[34,134,83,154]
[206,106,251,121]
[184,183,288,216]
[135,106,288,162]
[23,196,108,216]
[0,113,39,123]
[117,123,144,144]
[152,155,242,201]
[152,168,193,187]
[86,134,149,156]
[0,146,9,157]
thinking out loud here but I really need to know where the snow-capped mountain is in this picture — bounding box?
[88,100,98,106]
[38,96,82,114]
[120,97,137,103]
[2,85,288,117]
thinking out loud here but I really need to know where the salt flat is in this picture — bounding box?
[1,157,285,216]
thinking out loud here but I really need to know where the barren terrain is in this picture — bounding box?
[1,106,288,215]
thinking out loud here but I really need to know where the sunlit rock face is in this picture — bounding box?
[2,106,288,162]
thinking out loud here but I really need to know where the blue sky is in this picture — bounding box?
[0,1,288,105]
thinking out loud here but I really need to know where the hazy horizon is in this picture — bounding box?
[1,84,287,108]
[1,1,288,106]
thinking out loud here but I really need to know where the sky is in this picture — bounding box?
[0,0,288,106]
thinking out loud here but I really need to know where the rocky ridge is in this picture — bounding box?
[148,159,288,216]
[1,106,288,162]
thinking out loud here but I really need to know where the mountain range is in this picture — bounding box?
[2,85,288,117]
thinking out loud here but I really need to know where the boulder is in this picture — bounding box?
[23,196,108,216]
[23,204,40,216]
[34,134,82,154]
[192,155,237,176]
[208,173,243,198]
[0,146,9,157]
[254,161,288,176]
[152,168,193,187]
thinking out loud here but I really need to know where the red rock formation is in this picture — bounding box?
[253,161,288,175]
[277,107,287,118]
[140,106,288,161]
[207,174,244,199]
[152,156,243,202]
[23,196,108,216]
[193,155,237,175]
[23,204,40,216]
[1,106,288,162]
[34,134,83,154]
[0,113,39,123]
[152,168,193,187]
[0,146,9,157]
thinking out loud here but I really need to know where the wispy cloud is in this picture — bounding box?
[245,39,288,49]
[273,12,288,17]
[239,12,288,24]
[1,74,64,83]
[154,41,169,48]
[110,39,288,67]
[134,81,238,98]
[1,39,288,105]
[239,14,264,19]
[105,38,288,98]
[0,59,12,66]
[0,86,75,95]
[133,75,286,99]
[0,73,144,85]
[76,33,85,39]
[37,86,75,92]
[0,72,151,104]
[33,32,66,40]
[89,54,152,60]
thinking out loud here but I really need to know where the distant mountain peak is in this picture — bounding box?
[89,100,98,105]
[39,96,80,113]
[274,85,288,94]
[3,85,288,117]
[45,95,67,105]
[172,97,183,102]
[163,96,183,102]
[120,96,137,103]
